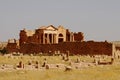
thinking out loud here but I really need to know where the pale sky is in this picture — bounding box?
[0,0,120,42]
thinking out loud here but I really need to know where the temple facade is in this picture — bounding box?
[19,25,84,46]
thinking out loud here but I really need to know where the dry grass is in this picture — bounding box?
[0,55,120,80]
[0,65,120,80]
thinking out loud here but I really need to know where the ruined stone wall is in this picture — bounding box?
[19,30,28,46]
[6,43,19,53]
[20,43,41,53]
[20,41,113,55]
[19,29,44,46]
[66,29,71,42]
[35,29,44,44]
[74,32,84,42]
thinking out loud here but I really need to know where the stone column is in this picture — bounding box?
[56,34,58,43]
[47,34,49,44]
[43,33,45,44]
[54,34,57,43]
[72,34,74,42]
[52,34,54,44]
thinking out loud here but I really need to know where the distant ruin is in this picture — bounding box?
[6,25,115,56]
[19,25,84,46]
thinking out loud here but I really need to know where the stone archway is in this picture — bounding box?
[58,33,64,43]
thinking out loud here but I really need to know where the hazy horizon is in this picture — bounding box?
[0,0,120,42]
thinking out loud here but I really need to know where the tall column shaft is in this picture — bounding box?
[52,34,54,44]
[54,34,57,43]
[73,35,74,42]
[47,34,49,44]
[43,34,45,44]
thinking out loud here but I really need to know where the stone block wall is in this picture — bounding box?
[74,32,84,42]
[19,41,113,55]
[6,43,19,53]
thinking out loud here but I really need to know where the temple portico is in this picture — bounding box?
[43,33,57,44]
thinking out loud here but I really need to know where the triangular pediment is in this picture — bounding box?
[45,25,57,31]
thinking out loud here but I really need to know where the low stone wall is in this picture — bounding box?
[20,41,113,55]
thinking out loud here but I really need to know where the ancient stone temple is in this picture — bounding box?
[19,25,84,46]
[6,25,115,56]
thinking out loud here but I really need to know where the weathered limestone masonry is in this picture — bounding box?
[6,25,114,55]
